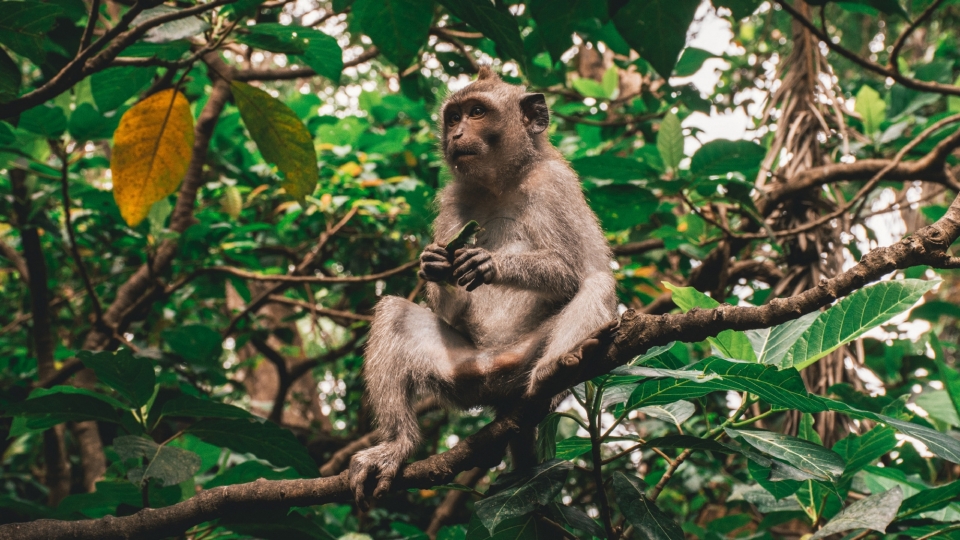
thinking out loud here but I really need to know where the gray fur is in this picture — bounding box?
[348,69,617,507]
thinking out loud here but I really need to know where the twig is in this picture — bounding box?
[235,46,379,81]
[265,295,374,322]
[52,142,102,323]
[209,259,418,284]
[888,0,947,74]
[78,0,101,52]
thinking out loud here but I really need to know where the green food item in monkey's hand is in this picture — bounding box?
[443,220,482,256]
[442,220,482,289]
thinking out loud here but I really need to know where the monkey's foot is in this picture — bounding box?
[348,445,404,511]
[524,319,620,398]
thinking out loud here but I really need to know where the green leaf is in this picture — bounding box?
[673,47,715,77]
[627,358,824,412]
[832,427,898,478]
[714,0,762,19]
[5,386,121,427]
[726,429,845,483]
[536,413,560,462]
[612,0,700,79]
[114,435,201,487]
[821,398,960,464]
[689,139,766,177]
[18,103,66,138]
[465,514,550,539]
[160,395,252,420]
[235,24,343,82]
[69,103,121,142]
[932,335,960,425]
[747,311,819,365]
[162,324,223,366]
[747,460,802,499]
[133,5,209,43]
[662,283,756,362]
[78,349,156,408]
[0,1,63,63]
[948,75,960,113]
[91,67,157,112]
[440,0,525,66]
[475,460,571,533]
[897,479,960,519]
[601,66,619,99]
[355,0,433,69]
[656,112,684,172]
[646,435,736,454]
[639,401,695,427]
[205,461,302,489]
[231,80,319,200]
[555,437,591,460]
[544,502,604,538]
[187,418,319,477]
[613,472,684,540]
[572,154,655,182]
[586,183,659,230]
[810,487,902,539]
[781,279,939,370]
[0,121,14,145]
[571,77,608,99]
[855,85,886,136]
[527,0,606,62]
[0,47,20,103]
[915,390,960,427]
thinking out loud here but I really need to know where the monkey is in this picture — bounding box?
[348,66,618,507]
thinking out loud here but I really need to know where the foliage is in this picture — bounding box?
[1,0,960,539]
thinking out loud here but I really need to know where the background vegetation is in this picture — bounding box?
[2,0,960,538]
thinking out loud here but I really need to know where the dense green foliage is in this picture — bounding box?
[2,0,960,538]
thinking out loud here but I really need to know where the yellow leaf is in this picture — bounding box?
[339,161,362,177]
[359,178,383,188]
[111,89,194,226]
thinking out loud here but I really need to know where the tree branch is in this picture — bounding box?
[234,47,379,81]
[206,260,418,284]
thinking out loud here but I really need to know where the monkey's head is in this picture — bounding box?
[439,66,549,188]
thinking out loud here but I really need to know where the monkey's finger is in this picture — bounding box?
[452,255,484,277]
[457,270,478,288]
[465,274,485,292]
[424,245,449,257]
[373,475,393,499]
[421,251,448,263]
[452,248,483,267]
[422,262,452,276]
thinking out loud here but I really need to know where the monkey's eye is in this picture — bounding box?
[447,113,461,125]
[469,105,486,117]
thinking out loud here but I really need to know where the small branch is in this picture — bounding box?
[888,0,947,74]
[208,260,418,284]
[265,296,374,322]
[53,142,102,323]
[587,391,617,539]
[78,0,101,52]
[235,46,379,81]
[553,111,662,127]
[612,239,665,256]
[0,237,29,282]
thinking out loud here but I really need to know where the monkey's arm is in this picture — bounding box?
[491,249,580,300]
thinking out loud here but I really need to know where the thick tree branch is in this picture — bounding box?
[9,186,960,540]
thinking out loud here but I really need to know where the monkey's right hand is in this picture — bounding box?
[418,243,453,282]
[348,445,403,511]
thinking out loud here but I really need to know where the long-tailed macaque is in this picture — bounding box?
[348,67,618,507]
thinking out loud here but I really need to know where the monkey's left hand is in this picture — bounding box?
[452,247,499,291]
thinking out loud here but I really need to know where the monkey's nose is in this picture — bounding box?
[453,132,463,140]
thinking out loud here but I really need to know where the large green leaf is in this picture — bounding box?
[160,395,252,420]
[747,311,818,365]
[474,460,571,533]
[464,514,550,539]
[855,85,886,136]
[554,437,592,461]
[726,429,845,483]
[781,279,938,370]
[613,473,684,539]
[811,487,902,539]
[78,349,156,408]
[822,398,960,464]
[69,103,121,142]
[162,324,223,366]
[663,283,756,362]
[0,1,62,63]
[689,139,766,177]
[612,0,700,79]
[5,386,122,428]
[639,401,695,427]
[234,24,343,82]
[832,427,898,479]
[586,183,658,231]
[91,67,157,112]
[114,435,201,487]
[355,0,433,69]
[933,335,960,425]
[627,358,824,412]
[440,0,525,66]
[18,103,67,138]
[897,479,960,519]
[572,154,655,183]
[655,112,684,172]
[186,418,319,477]
[0,48,21,103]
[527,0,606,62]
[231,80,319,200]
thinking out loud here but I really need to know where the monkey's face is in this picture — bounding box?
[442,97,499,174]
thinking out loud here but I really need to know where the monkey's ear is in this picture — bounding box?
[520,93,549,134]
[477,66,496,80]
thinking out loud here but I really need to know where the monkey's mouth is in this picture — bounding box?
[451,149,479,161]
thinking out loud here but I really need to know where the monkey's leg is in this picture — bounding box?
[526,272,619,397]
[349,296,477,509]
